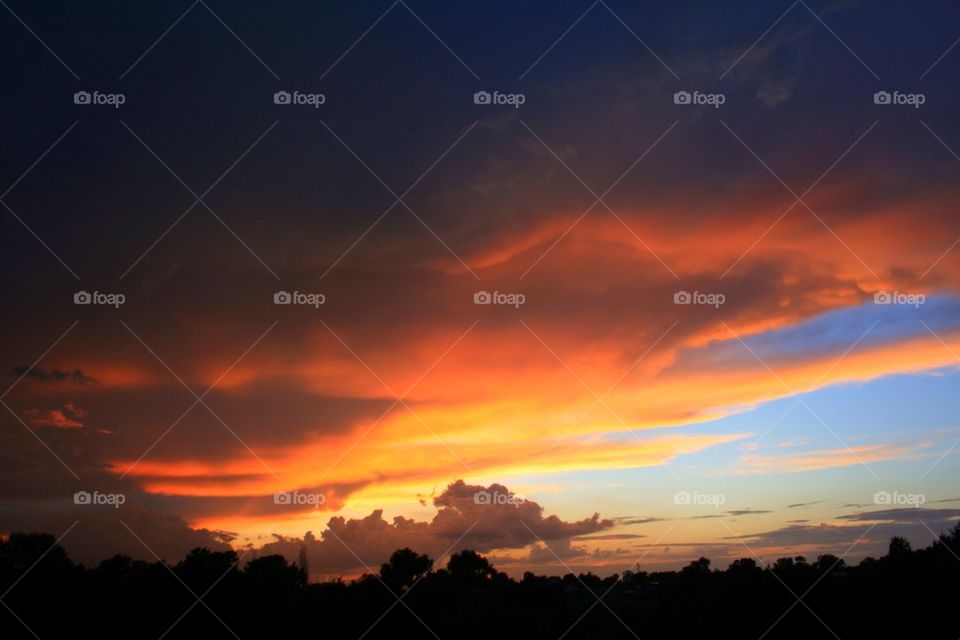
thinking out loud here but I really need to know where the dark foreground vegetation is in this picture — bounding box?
[2,524,959,639]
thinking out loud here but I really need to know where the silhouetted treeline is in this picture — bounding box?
[2,524,959,639]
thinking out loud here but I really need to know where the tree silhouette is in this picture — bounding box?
[1,523,959,639]
[447,549,496,582]
[379,547,433,592]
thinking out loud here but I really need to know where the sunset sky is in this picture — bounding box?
[2,0,960,579]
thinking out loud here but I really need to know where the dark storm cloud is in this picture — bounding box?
[0,423,137,499]
[40,503,234,567]
[141,480,371,522]
[12,366,95,384]
[0,379,395,475]
[3,1,959,275]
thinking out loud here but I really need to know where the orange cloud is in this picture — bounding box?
[23,408,84,429]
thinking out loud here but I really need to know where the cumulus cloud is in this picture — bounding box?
[526,537,589,563]
[254,480,613,578]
